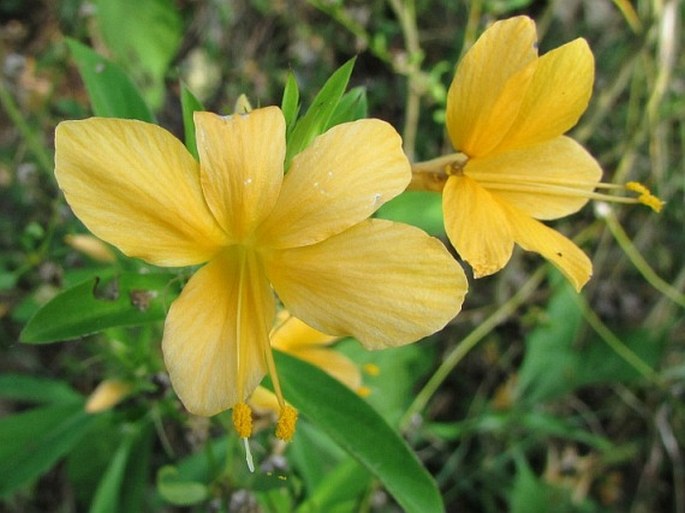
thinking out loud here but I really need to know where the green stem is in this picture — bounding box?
[571,292,662,386]
[387,0,422,159]
[0,81,53,175]
[601,207,685,308]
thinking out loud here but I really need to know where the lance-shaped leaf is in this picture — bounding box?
[67,39,154,122]
[21,272,181,343]
[274,350,445,513]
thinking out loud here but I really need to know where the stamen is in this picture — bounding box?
[243,251,299,442]
[232,401,253,438]
[275,405,298,442]
[470,174,664,212]
[626,182,664,212]
[478,181,636,202]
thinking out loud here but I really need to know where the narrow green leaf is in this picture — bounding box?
[288,418,348,492]
[296,457,371,513]
[281,71,300,133]
[157,466,209,506]
[89,425,139,513]
[515,281,583,403]
[94,0,182,110]
[67,39,154,121]
[21,272,181,343]
[510,455,553,513]
[181,83,205,160]
[0,402,95,497]
[325,86,368,129]
[0,374,81,404]
[285,58,356,167]
[119,421,154,513]
[275,350,444,513]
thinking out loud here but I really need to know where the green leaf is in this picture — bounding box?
[156,466,209,506]
[285,58,356,167]
[281,71,300,134]
[426,410,613,451]
[289,418,348,492]
[89,422,149,513]
[326,86,368,129]
[66,39,154,122]
[339,339,435,425]
[94,0,182,110]
[275,350,444,513]
[576,328,666,386]
[510,456,554,513]
[181,82,205,160]
[296,457,371,513]
[88,425,138,513]
[119,421,154,513]
[21,272,181,343]
[516,275,667,404]
[0,402,95,497]
[515,281,583,403]
[376,191,445,237]
[0,374,81,404]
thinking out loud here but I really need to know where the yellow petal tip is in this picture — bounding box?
[471,262,503,279]
[85,379,131,413]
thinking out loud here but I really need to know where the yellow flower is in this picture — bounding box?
[411,16,661,291]
[54,106,467,440]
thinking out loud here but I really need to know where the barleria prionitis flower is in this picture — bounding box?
[410,16,662,291]
[54,106,467,455]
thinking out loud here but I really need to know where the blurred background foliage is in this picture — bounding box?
[0,0,683,512]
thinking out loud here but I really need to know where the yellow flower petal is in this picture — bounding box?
[443,175,514,277]
[465,136,602,220]
[162,249,274,416]
[257,119,410,249]
[503,203,592,291]
[446,16,538,157]
[492,39,594,153]
[196,107,285,242]
[248,386,281,414]
[272,313,338,351]
[55,119,226,266]
[264,219,467,349]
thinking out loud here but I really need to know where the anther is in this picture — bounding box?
[275,405,298,442]
[232,402,253,439]
[626,181,664,213]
